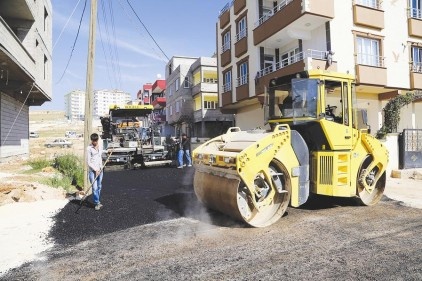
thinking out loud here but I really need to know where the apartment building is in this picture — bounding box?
[0,0,52,160]
[93,89,131,119]
[65,89,131,120]
[216,0,422,131]
[64,90,85,120]
[165,56,234,138]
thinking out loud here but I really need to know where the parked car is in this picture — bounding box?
[44,138,72,148]
[65,131,83,138]
[29,132,39,138]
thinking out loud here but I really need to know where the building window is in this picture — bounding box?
[169,84,173,96]
[175,78,180,91]
[223,70,232,92]
[176,101,180,113]
[184,77,190,88]
[237,62,248,86]
[170,105,173,115]
[357,36,383,67]
[412,46,422,72]
[280,47,301,67]
[44,7,48,32]
[236,17,247,42]
[356,0,381,9]
[222,31,231,52]
[168,63,172,75]
[204,101,217,109]
[44,54,48,80]
[410,0,422,19]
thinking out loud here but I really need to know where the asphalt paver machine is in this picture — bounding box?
[101,104,173,169]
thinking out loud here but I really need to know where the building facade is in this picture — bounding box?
[64,89,131,120]
[93,89,131,119]
[0,0,52,160]
[64,90,85,121]
[216,0,422,131]
[165,56,234,138]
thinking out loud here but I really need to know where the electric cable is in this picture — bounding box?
[53,0,82,51]
[125,0,170,61]
[55,0,88,84]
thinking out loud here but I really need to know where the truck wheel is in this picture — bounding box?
[356,156,386,206]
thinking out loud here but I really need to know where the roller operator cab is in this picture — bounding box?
[192,70,389,227]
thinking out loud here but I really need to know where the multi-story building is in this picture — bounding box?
[190,57,234,137]
[0,0,52,160]
[216,0,422,131]
[64,90,85,120]
[93,89,131,119]
[139,83,152,105]
[166,56,234,138]
[150,79,173,136]
[65,89,131,120]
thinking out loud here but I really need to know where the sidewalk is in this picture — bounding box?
[384,168,422,209]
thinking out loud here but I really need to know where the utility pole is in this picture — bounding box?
[83,0,98,189]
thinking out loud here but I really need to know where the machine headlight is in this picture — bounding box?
[224,157,236,164]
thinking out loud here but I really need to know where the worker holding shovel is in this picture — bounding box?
[87,133,104,210]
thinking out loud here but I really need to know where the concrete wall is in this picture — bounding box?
[0,93,29,160]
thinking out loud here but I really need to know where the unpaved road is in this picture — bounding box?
[2,167,422,281]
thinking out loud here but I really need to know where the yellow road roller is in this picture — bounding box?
[193,70,388,227]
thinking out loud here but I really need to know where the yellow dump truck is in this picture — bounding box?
[193,70,388,227]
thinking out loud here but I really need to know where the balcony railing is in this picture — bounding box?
[221,41,231,53]
[236,28,247,42]
[236,75,249,87]
[256,49,324,78]
[409,8,422,19]
[355,0,382,10]
[222,82,232,92]
[412,62,422,73]
[357,53,385,67]
[254,0,293,28]
[219,0,234,16]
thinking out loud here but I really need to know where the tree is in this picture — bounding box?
[376,92,415,139]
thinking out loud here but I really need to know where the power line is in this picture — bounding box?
[117,0,167,62]
[56,0,88,84]
[107,0,122,89]
[97,8,114,89]
[53,0,82,51]
[125,0,170,61]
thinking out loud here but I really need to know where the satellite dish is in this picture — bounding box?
[157,74,162,79]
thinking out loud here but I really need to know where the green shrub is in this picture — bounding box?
[53,154,84,188]
[27,158,52,170]
[45,175,74,192]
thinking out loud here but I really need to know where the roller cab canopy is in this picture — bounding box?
[109,104,153,118]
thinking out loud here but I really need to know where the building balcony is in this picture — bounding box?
[408,9,422,38]
[220,44,232,67]
[219,2,232,28]
[152,80,166,93]
[353,1,384,30]
[151,97,166,109]
[236,75,249,101]
[192,81,218,96]
[233,0,246,15]
[355,53,387,86]
[255,49,337,95]
[253,0,334,45]
[194,109,235,123]
[0,0,35,22]
[410,63,422,90]
[235,29,248,58]
[221,90,233,107]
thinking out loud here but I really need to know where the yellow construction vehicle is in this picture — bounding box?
[193,70,388,227]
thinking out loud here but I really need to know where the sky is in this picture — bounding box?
[43,0,228,110]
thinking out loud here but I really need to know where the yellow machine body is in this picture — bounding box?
[193,70,389,227]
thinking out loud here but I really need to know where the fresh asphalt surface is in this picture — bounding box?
[3,165,422,280]
[52,165,201,246]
